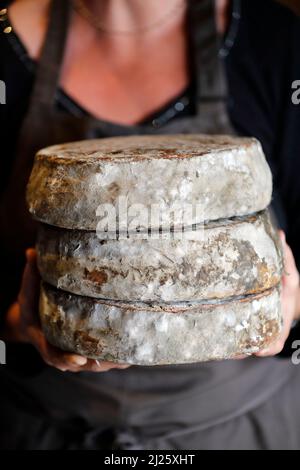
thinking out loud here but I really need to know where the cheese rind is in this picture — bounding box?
[39,283,282,365]
[36,210,282,302]
[27,135,272,230]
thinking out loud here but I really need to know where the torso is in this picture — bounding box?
[9,0,189,125]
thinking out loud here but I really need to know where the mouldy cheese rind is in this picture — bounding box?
[27,134,272,230]
[36,210,283,302]
[39,282,282,365]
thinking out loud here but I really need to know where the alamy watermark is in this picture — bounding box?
[291,340,300,365]
[0,340,6,365]
[96,197,206,240]
[0,80,6,104]
[291,80,300,105]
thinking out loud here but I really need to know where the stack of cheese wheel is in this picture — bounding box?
[27,135,283,365]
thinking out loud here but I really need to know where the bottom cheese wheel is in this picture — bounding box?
[40,283,282,365]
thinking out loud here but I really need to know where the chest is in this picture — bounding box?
[59,28,189,125]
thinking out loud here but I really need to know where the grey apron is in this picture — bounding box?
[0,0,299,450]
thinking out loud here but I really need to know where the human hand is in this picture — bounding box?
[255,231,300,357]
[4,248,130,373]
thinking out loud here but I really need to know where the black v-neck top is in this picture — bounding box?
[1,1,300,261]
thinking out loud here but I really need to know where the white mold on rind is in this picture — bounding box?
[36,210,283,302]
[40,283,283,365]
[27,135,272,230]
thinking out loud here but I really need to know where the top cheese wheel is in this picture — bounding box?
[27,134,272,231]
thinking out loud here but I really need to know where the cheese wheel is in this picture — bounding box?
[36,210,283,302]
[27,135,272,230]
[40,283,282,365]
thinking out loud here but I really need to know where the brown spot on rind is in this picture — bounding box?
[237,318,282,353]
[84,269,108,285]
[73,330,103,356]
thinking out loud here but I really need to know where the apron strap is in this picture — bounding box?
[9,0,72,165]
[188,0,228,107]
[0,0,72,259]
[28,0,71,109]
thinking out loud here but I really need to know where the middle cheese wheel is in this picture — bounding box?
[36,210,282,302]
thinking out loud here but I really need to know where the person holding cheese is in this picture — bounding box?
[0,0,300,450]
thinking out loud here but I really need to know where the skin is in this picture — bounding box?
[256,231,300,357]
[3,0,300,371]
[8,0,230,125]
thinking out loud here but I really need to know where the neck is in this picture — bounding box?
[82,0,186,34]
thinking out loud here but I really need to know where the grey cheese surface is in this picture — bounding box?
[40,283,282,365]
[36,210,283,302]
[27,135,272,230]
